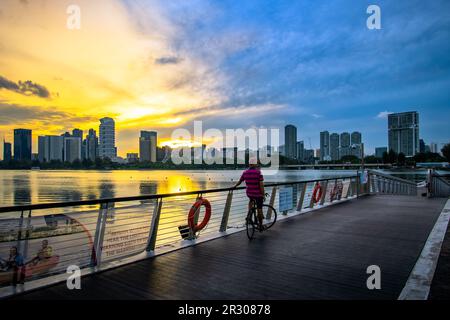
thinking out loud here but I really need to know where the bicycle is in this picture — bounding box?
[245,193,277,240]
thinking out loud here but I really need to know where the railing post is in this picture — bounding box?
[92,202,109,267]
[220,190,233,232]
[22,210,32,268]
[266,186,277,220]
[146,198,163,251]
[296,183,307,211]
[356,173,360,198]
[319,180,328,205]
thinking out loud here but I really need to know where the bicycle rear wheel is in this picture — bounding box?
[262,204,277,229]
[246,210,256,240]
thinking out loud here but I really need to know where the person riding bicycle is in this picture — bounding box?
[233,157,266,231]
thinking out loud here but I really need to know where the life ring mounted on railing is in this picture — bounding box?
[188,197,212,233]
[312,183,323,204]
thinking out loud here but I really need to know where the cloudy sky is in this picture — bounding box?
[0,0,449,157]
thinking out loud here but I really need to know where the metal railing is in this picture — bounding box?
[428,171,450,198]
[368,170,418,196]
[0,175,361,293]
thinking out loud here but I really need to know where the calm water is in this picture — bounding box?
[0,168,433,207]
[0,169,363,207]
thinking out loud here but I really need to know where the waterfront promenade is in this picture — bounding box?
[9,194,447,300]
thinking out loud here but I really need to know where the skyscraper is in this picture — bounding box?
[350,131,362,158]
[304,149,315,164]
[38,135,64,162]
[139,131,157,162]
[351,131,362,145]
[284,125,297,160]
[64,137,82,162]
[419,139,425,153]
[430,142,438,153]
[72,128,83,139]
[297,141,304,162]
[329,133,340,161]
[388,112,419,157]
[99,117,116,159]
[320,131,330,161]
[85,129,98,161]
[3,141,12,162]
[13,129,32,161]
[339,132,351,158]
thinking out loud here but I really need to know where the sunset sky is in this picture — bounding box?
[0,0,449,158]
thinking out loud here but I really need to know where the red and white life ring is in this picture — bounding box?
[312,183,323,203]
[188,198,212,233]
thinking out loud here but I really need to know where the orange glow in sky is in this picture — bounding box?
[0,0,224,157]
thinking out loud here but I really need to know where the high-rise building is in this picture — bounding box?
[375,147,387,159]
[388,112,419,157]
[85,129,98,161]
[157,146,172,162]
[64,137,82,162]
[320,131,330,161]
[139,131,157,162]
[430,142,438,154]
[351,131,362,145]
[339,132,351,158]
[340,132,350,147]
[419,139,425,153]
[304,149,315,164]
[297,141,304,162]
[13,129,32,161]
[284,125,297,160]
[38,135,64,162]
[72,129,83,139]
[99,117,116,159]
[3,141,12,162]
[350,131,362,158]
[329,133,340,161]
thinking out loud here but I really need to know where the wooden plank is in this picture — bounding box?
[9,195,447,300]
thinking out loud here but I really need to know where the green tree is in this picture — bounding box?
[364,155,380,164]
[382,151,389,164]
[397,153,406,166]
[72,159,82,169]
[340,155,359,164]
[387,149,398,164]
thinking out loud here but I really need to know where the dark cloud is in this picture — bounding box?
[0,75,50,98]
[154,56,183,65]
[0,102,96,126]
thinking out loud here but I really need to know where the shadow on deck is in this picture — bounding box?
[10,195,447,300]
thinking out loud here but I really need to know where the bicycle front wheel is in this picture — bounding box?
[246,211,256,240]
[262,204,277,229]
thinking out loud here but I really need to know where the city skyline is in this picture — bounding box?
[1,113,448,162]
[0,1,449,158]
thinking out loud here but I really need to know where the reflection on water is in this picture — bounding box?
[0,169,370,207]
[13,175,31,205]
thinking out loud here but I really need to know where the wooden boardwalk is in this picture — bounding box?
[10,195,447,300]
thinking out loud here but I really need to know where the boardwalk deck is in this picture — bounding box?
[9,195,447,300]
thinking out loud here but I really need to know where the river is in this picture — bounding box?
[0,168,431,207]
